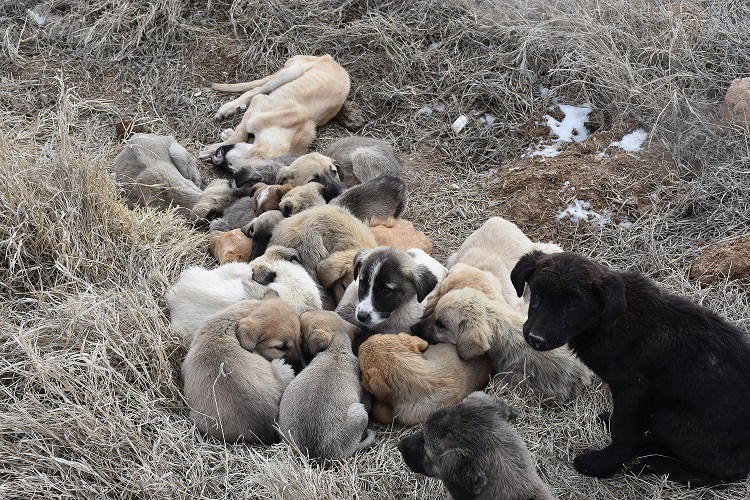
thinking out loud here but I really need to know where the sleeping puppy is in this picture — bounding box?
[181,294,301,444]
[232,155,297,186]
[511,250,750,486]
[358,333,492,425]
[209,228,253,264]
[166,245,322,344]
[208,196,256,232]
[278,310,376,461]
[336,247,447,335]
[412,263,591,401]
[398,391,555,500]
[200,54,350,167]
[368,217,433,254]
[252,182,293,216]
[275,152,345,202]
[244,210,285,261]
[330,174,406,221]
[278,182,326,217]
[323,136,403,188]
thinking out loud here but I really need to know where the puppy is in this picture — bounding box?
[336,247,446,335]
[244,209,285,261]
[358,333,492,425]
[181,295,301,444]
[166,245,322,343]
[330,174,406,221]
[276,152,345,201]
[511,250,750,486]
[190,178,243,222]
[278,310,376,461]
[323,136,403,188]
[200,54,350,168]
[368,217,433,254]
[209,228,253,264]
[278,182,326,217]
[252,182,293,216]
[233,155,297,185]
[413,263,591,401]
[208,196,256,232]
[398,391,555,500]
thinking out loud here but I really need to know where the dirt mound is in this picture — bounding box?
[691,235,750,286]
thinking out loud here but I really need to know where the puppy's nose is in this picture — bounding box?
[356,310,371,324]
[525,331,546,350]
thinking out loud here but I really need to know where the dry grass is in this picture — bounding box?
[1,0,749,498]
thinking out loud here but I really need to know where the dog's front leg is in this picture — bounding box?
[574,388,645,478]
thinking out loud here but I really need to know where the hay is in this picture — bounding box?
[1,0,750,498]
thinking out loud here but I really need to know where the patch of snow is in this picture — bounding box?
[432,102,446,113]
[618,219,634,229]
[28,9,45,25]
[417,106,433,116]
[452,115,468,134]
[483,113,495,127]
[609,128,648,152]
[539,85,550,99]
[546,104,591,143]
[528,144,561,158]
[557,199,611,229]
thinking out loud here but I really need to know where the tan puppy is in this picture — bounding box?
[278,310,375,461]
[200,54,350,168]
[181,295,302,444]
[278,182,326,217]
[275,152,345,201]
[316,248,360,305]
[252,182,293,216]
[358,333,492,425]
[209,228,253,264]
[413,263,591,401]
[368,217,433,254]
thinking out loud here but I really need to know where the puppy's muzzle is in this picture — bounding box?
[356,310,371,324]
[525,330,554,351]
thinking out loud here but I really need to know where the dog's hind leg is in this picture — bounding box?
[343,403,375,453]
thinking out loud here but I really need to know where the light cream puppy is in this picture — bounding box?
[278,182,326,217]
[181,295,301,444]
[278,310,375,461]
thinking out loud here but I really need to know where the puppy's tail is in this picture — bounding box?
[355,429,377,452]
[626,455,745,488]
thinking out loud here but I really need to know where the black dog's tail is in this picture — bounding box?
[626,455,746,489]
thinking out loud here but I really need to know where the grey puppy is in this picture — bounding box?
[278,310,376,461]
[232,155,298,185]
[324,136,403,188]
[209,195,256,232]
[398,391,555,500]
[331,174,407,221]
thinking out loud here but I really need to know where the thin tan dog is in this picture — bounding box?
[358,333,492,425]
[199,55,350,168]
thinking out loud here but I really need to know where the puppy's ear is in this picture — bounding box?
[269,245,302,264]
[353,249,371,280]
[278,183,293,196]
[411,266,439,303]
[440,449,488,499]
[456,315,492,360]
[304,328,333,358]
[510,250,545,297]
[398,333,428,353]
[263,289,280,300]
[275,166,293,185]
[249,182,267,196]
[235,317,259,352]
[362,366,391,399]
[317,251,353,289]
[234,168,259,188]
[592,272,626,323]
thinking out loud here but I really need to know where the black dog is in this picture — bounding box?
[510,250,750,486]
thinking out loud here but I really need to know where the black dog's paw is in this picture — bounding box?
[573,449,623,478]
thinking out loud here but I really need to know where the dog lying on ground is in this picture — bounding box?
[166,246,322,343]
[336,247,447,335]
[208,196,256,232]
[181,294,301,444]
[368,217,433,254]
[200,54,350,169]
[412,263,591,401]
[232,155,297,186]
[278,310,376,461]
[510,250,750,486]
[323,136,403,188]
[243,209,285,261]
[358,333,492,425]
[398,391,555,500]
[209,228,253,264]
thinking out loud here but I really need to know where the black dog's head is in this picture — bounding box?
[510,251,627,351]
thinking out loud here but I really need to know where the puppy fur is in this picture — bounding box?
[275,152,345,202]
[278,310,376,461]
[166,246,322,343]
[330,173,406,222]
[368,217,433,254]
[232,155,297,185]
[252,182,293,216]
[511,250,750,485]
[336,247,446,335]
[114,133,206,219]
[181,296,301,444]
[244,209,285,261]
[323,136,403,188]
[200,54,350,167]
[208,196,256,232]
[209,228,253,264]
[412,263,591,401]
[278,182,326,217]
[190,178,243,222]
[398,391,555,500]
[358,333,492,425]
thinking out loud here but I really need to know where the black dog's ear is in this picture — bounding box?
[411,266,439,303]
[234,166,260,188]
[441,449,488,498]
[592,272,626,323]
[510,250,545,297]
[320,173,345,202]
[352,249,371,280]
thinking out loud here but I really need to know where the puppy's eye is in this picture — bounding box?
[276,341,289,351]
[382,286,396,297]
[435,319,446,329]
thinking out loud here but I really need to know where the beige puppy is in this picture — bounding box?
[358,333,492,425]
[181,295,301,444]
[323,136,403,188]
[209,228,253,264]
[413,263,591,401]
[368,217,433,254]
[278,310,375,461]
[200,54,350,168]
[252,182,293,216]
[278,182,326,217]
[275,152,345,201]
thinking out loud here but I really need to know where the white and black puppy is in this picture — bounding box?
[337,247,447,334]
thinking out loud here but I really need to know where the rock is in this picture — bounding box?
[719,78,750,126]
[332,100,365,132]
[690,235,750,286]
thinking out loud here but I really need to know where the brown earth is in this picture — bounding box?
[691,235,750,286]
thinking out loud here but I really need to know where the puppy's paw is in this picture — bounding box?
[573,448,624,478]
[215,101,247,120]
[198,143,223,161]
[271,358,295,385]
[220,128,235,141]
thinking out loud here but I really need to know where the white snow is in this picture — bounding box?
[557,199,611,229]
[28,9,45,25]
[546,104,591,142]
[452,115,469,134]
[609,128,648,152]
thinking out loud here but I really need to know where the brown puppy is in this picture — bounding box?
[200,54,350,168]
[252,182,293,216]
[358,333,492,425]
[368,217,433,254]
[181,294,303,444]
[276,152,345,201]
[413,263,591,401]
[209,228,253,264]
[316,248,361,305]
